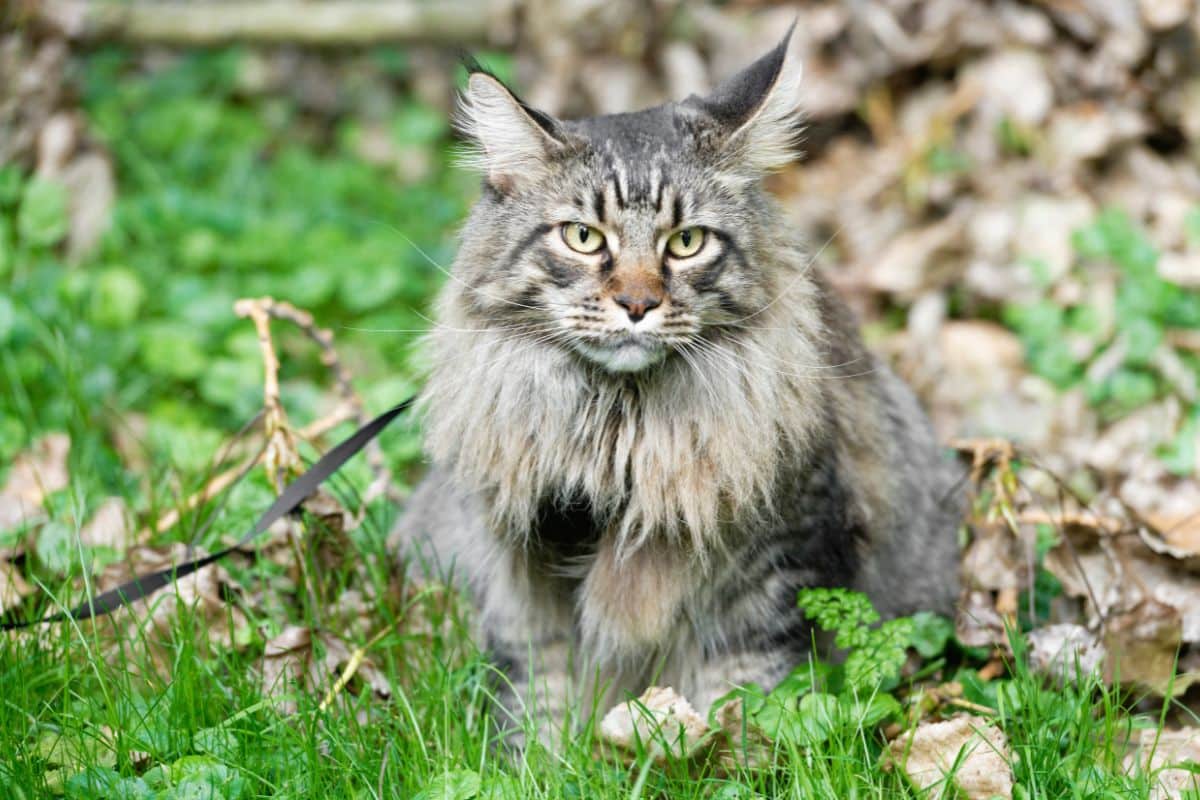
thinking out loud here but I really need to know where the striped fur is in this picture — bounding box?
[393,29,962,742]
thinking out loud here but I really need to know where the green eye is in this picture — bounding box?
[666,227,705,258]
[562,223,606,254]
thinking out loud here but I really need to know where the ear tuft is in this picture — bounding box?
[455,69,567,191]
[691,23,805,174]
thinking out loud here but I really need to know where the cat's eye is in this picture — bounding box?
[666,227,705,258]
[561,223,606,254]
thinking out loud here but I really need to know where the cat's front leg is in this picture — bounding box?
[476,547,577,751]
[682,549,817,715]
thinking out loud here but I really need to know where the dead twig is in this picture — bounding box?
[248,297,392,503]
[143,410,359,544]
[235,298,301,492]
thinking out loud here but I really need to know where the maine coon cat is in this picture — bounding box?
[393,26,962,739]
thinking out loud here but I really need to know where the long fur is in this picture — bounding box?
[393,27,963,740]
[420,263,826,560]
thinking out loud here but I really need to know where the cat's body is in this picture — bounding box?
[393,29,961,737]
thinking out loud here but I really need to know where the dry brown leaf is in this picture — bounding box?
[1013,194,1096,282]
[1125,728,1200,800]
[1143,512,1200,557]
[956,589,1010,650]
[962,49,1054,127]
[1026,623,1106,682]
[0,432,70,536]
[61,151,115,260]
[938,321,1025,376]
[1043,519,1200,693]
[1047,103,1149,166]
[1138,0,1192,31]
[962,523,1025,593]
[599,686,710,762]
[0,560,34,615]
[261,624,313,713]
[260,623,391,714]
[888,715,1013,800]
[1102,601,1189,695]
[1048,526,1200,640]
[79,497,132,552]
[712,693,773,771]
[88,543,251,675]
[865,214,966,296]
[34,110,76,176]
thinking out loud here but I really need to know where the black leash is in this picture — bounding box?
[0,398,415,631]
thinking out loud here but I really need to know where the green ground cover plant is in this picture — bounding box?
[0,46,1194,798]
[1004,209,1200,472]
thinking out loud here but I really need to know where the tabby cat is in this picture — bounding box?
[393,26,962,741]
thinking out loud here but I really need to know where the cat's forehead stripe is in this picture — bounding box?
[651,168,664,214]
[610,170,626,210]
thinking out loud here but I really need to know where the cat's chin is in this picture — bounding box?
[572,338,667,373]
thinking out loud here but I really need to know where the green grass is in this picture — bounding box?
[0,45,1193,798]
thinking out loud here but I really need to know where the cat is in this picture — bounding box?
[392,25,963,743]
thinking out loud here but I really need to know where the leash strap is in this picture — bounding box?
[0,398,414,631]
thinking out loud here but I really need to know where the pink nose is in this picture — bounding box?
[614,293,662,323]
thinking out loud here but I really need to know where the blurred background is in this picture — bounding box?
[2,0,1200,547]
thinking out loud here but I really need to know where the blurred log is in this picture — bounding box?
[33,0,498,45]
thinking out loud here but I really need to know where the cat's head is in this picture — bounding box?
[452,27,804,373]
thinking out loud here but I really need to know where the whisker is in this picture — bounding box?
[689,336,877,382]
[722,224,844,325]
[357,217,548,314]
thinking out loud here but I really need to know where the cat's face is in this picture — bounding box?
[453,29,804,373]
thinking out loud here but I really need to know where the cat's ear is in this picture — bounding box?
[456,68,571,191]
[691,24,804,174]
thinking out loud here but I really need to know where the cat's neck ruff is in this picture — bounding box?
[420,279,828,559]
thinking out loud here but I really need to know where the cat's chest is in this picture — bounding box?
[529,493,698,656]
[529,493,605,565]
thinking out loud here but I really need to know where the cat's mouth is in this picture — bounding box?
[571,333,668,373]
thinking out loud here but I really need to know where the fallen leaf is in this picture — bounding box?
[259,623,390,714]
[599,686,710,762]
[261,625,312,714]
[1138,0,1192,31]
[961,523,1025,593]
[1142,512,1200,558]
[865,213,966,295]
[1125,728,1200,800]
[0,560,33,615]
[956,589,1010,650]
[87,543,252,676]
[61,151,115,261]
[1102,601,1188,695]
[79,497,132,552]
[1026,623,1106,682]
[887,715,1013,800]
[712,693,773,771]
[0,432,70,536]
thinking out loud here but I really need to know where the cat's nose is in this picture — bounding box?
[614,293,663,323]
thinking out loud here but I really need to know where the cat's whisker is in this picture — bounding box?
[690,336,824,383]
[351,318,562,338]
[690,336,877,382]
[674,343,722,409]
[376,221,552,315]
[727,333,873,373]
[425,329,575,393]
[722,224,844,326]
[689,337,804,383]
